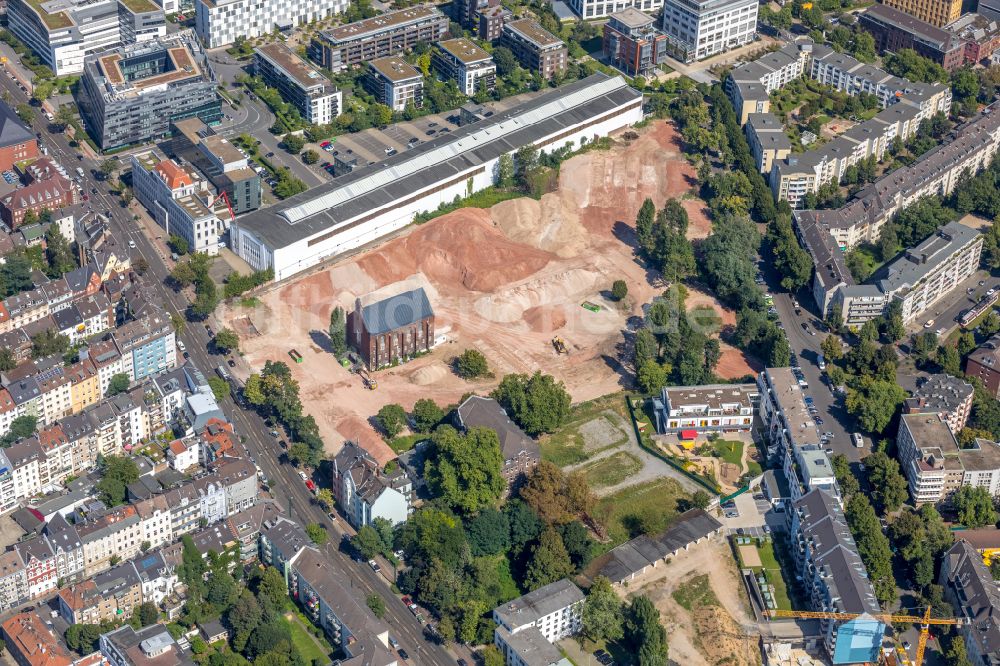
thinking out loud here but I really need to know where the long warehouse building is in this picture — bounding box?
[230,73,644,282]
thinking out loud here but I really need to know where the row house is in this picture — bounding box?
[227,500,281,564]
[0,550,27,611]
[53,293,114,345]
[130,551,176,607]
[110,307,177,382]
[58,559,143,624]
[2,512,85,608]
[135,494,172,552]
[66,359,101,415]
[15,536,56,599]
[77,505,143,577]
[83,340,125,397]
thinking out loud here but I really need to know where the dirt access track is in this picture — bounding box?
[223,121,757,462]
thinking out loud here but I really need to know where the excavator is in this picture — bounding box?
[552,337,568,354]
[357,367,377,390]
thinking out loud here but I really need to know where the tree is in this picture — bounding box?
[953,485,998,528]
[611,280,628,301]
[468,508,510,556]
[820,335,843,362]
[367,594,386,618]
[493,46,517,77]
[54,104,75,129]
[481,646,505,666]
[0,415,36,447]
[208,376,229,402]
[455,349,489,379]
[207,569,238,608]
[95,455,140,507]
[214,328,240,354]
[315,488,334,511]
[425,425,505,513]
[99,159,118,180]
[0,348,15,372]
[412,398,444,432]
[583,576,624,643]
[491,371,571,436]
[845,494,897,605]
[524,527,574,590]
[45,226,75,276]
[691,490,711,509]
[65,625,103,653]
[31,328,69,359]
[846,377,906,433]
[328,306,347,356]
[15,104,32,124]
[372,104,393,127]
[831,453,861,497]
[301,149,319,165]
[497,154,514,189]
[352,525,387,560]
[376,404,407,438]
[282,133,305,154]
[169,234,190,256]
[305,523,328,545]
[865,451,909,513]
[625,595,669,666]
[106,372,131,396]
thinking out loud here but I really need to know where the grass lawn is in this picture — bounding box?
[748,540,793,611]
[388,433,425,454]
[593,477,690,546]
[687,305,722,335]
[711,440,744,468]
[282,614,330,664]
[672,574,719,611]
[581,451,642,489]
[540,393,630,467]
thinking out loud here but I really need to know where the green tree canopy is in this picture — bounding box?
[491,371,571,436]
[425,425,505,514]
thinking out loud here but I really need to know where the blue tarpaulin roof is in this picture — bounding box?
[833,615,885,664]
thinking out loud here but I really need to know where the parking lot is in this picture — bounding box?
[720,492,785,539]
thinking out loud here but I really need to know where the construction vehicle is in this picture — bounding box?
[358,367,377,390]
[769,606,961,666]
[552,337,568,354]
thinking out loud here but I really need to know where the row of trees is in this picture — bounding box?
[243,361,325,468]
[169,253,220,320]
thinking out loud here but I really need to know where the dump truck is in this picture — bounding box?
[552,337,568,354]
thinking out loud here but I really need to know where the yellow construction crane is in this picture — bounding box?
[768,607,962,666]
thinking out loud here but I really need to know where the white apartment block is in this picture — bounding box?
[661,0,758,63]
[365,56,424,112]
[195,0,347,48]
[494,579,584,666]
[253,43,342,126]
[652,383,758,434]
[567,0,662,20]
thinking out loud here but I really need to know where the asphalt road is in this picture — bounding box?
[0,75,457,666]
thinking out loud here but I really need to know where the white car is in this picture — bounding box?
[298,470,307,481]
[128,240,136,249]
[923,319,935,328]
[989,288,997,297]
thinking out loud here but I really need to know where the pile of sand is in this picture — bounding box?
[410,364,448,386]
[491,195,588,258]
[692,606,758,666]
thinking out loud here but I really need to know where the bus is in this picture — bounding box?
[852,432,864,448]
[961,291,999,327]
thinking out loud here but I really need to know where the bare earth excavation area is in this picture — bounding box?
[224,121,756,458]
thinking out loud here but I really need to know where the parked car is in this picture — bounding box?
[398,649,409,660]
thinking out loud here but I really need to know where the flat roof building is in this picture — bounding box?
[253,42,341,127]
[946,12,1000,65]
[566,0,663,20]
[169,117,262,216]
[746,112,791,175]
[195,0,344,48]
[78,30,220,151]
[661,0,758,63]
[309,5,448,72]
[904,373,974,434]
[603,8,669,77]
[500,19,567,80]
[858,4,966,70]
[652,382,758,434]
[432,38,496,97]
[881,0,962,27]
[365,56,424,113]
[229,74,643,282]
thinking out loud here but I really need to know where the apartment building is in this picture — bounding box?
[455,0,510,40]
[565,0,663,20]
[746,113,791,175]
[455,396,540,493]
[881,0,961,27]
[2,611,74,666]
[77,504,143,576]
[494,579,584,666]
[652,382,758,434]
[967,333,1000,399]
[726,41,812,124]
[904,374,974,434]
[946,13,1000,65]
[111,306,177,380]
[309,5,448,72]
[365,57,423,112]
[195,0,345,48]
[500,19,567,79]
[603,8,669,77]
[859,4,966,70]
[432,38,496,97]
[897,413,1000,504]
[260,515,311,581]
[332,440,411,527]
[131,150,228,256]
[0,551,27,612]
[939,541,1000,666]
[6,0,166,76]
[786,489,884,664]
[660,0,757,63]
[78,31,221,151]
[58,559,143,624]
[169,117,262,216]
[0,174,77,229]
[253,42,342,126]
[101,623,193,666]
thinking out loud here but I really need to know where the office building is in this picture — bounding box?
[651,383,758,434]
[565,0,662,20]
[603,8,669,76]
[309,4,448,72]
[253,42,341,126]
[858,4,966,70]
[169,118,261,215]
[897,413,1000,503]
[6,0,165,76]
[364,56,423,113]
[746,113,791,174]
[500,19,567,79]
[660,0,758,63]
[229,74,643,281]
[881,0,961,27]
[195,0,344,48]
[432,38,496,96]
[77,31,221,151]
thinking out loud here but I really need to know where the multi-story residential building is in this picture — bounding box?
[111,307,177,381]
[259,515,311,581]
[78,31,221,151]
[786,489,884,664]
[881,0,961,27]
[660,0,757,63]
[433,38,496,96]
[565,0,662,20]
[947,13,1000,65]
[7,439,45,503]
[6,0,166,76]
[15,536,56,600]
[493,579,584,666]
[100,622,194,666]
[967,333,1000,399]
[131,150,227,256]
[365,56,424,112]
[456,396,540,492]
[903,373,974,434]
[253,43,341,126]
[939,540,1000,665]
[746,113,791,175]
[500,19,567,79]
[194,0,345,48]
[0,104,37,173]
[603,8,668,76]
[0,174,77,229]
[77,504,143,577]
[332,440,411,527]
[2,611,74,666]
[0,551,27,612]
[131,551,176,606]
[897,413,1000,504]
[350,288,434,370]
[726,41,812,124]
[58,558,143,624]
[135,494,172,551]
[309,5,448,72]
[44,513,84,585]
[652,383,758,435]
[859,4,966,70]
[169,118,262,216]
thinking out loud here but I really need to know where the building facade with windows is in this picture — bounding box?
[660,0,758,63]
[602,7,669,76]
[432,38,496,96]
[499,19,567,79]
[364,56,424,112]
[881,0,962,27]
[253,42,341,126]
[195,0,346,48]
